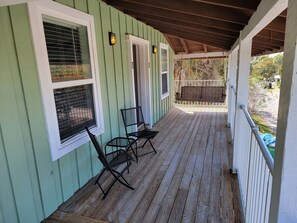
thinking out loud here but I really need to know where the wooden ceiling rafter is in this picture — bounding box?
[154,26,234,47]
[203,44,208,53]
[165,33,229,51]
[117,3,246,32]
[106,0,286,56]
[112,0,250,24]
[252,44,275,52]
[164,35,177,54]
[253,36,284,47]
[142,19,238,40]
[127,10,239,38]
[180,39,190,54]
[265,16,286,33]
[192,0,259,11]
[258,29,285,41]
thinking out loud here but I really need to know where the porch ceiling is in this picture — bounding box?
[106,0,286,56]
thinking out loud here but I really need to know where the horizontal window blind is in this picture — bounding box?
[162,73,168,95]
[43,21,91,82]
[54,84,96,141]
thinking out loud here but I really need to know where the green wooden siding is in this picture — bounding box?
[0,1,174,222]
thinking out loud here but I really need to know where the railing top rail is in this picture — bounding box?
[240,105,274,173]
[175,80,224,82]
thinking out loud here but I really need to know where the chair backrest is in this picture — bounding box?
[121,106,146,134]
[85,127,111,170]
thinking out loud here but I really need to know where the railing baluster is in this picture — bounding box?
[237,105,274,223]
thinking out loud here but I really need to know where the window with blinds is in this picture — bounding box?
[160,43,169,99]
[43,18,97,142]
[28,0,104,160]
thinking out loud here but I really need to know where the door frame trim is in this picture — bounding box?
[126,35,152,128]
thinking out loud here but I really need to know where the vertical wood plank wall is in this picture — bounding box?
[0,0,174,222]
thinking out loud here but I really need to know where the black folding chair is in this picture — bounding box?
[85,127,134,199]
[120,106,159,159]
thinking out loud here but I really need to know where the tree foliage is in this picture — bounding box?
[248,53,283,113]
[174,58,226,80]
[250,54,283,81]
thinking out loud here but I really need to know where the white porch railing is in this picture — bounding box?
[238,105,274,223]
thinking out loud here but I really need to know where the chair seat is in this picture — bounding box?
[127,129,159,139]
[106,150,134,167]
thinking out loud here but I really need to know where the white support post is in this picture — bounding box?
[232,35,252,201]
[226,53,232,119]
[269,0,297,222]
[227,49,238,133]
[231,36,252,210]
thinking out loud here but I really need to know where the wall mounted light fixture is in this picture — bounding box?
[109,32,116,45]
[152,45,157,54]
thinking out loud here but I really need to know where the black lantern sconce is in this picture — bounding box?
[152,45,157,54]
[109,32,116,46]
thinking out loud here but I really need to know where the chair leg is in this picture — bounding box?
[95,169,106,185]
[112,169,131,186]
[97,182,107,197]
[111,170,134,190]
[141,138,150,148]
[148,139,157,153]
[127,142,138,162]
[141,138,157,154]
[117,178,134,190]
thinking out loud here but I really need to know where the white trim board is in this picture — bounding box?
[0,0,46,7]
[160,42,169,100]
[175,51,229,60]
[126,35,153,128]
[28,1,104,161]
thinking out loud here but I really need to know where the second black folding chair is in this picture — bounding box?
[120,106,159,159]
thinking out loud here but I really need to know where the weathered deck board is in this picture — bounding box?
[42,210,108,223]
[46,105,244,223]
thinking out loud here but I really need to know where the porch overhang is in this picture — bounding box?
[106,0,287,56]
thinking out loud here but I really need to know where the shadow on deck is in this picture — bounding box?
[44,105,244,223]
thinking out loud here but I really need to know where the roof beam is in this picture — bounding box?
[144,21,235,43]
[164,35,177,54]
[147,23,234,47]
[165,32,230,50]
[258,29,285,41]
[192,0,259,11]
[252,44,275,51]
[117,0,250,24]
[180,39,190,54]
[203,44,208,53]
[265,16,286,33]
[253,36,284,47]
[231,0,287,51]
[126,10,239,37]
[175,52,228,60]
[139,17,238,39]
[109,1,244,32]
[244,0,287,43]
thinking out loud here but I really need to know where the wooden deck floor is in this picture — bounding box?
[45,105,244,223]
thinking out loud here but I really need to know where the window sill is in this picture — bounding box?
[161,93,169,100]
[51,126,104,161]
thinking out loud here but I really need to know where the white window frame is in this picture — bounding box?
[160,43,169,100]
[28,1,104,161]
